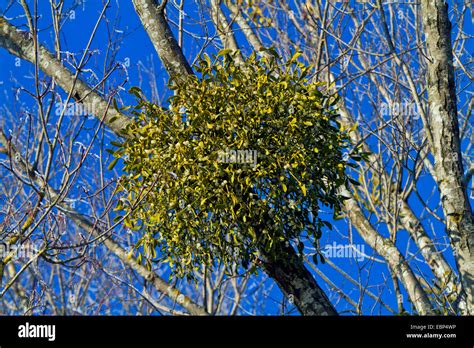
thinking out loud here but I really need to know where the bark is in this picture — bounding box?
[209,0,243,64]
[131,0,193,83]
[260,242,338,315]
[225,1,274,60]
[420,0,474,314]
[0,17,131,137]
[399,200,459,297]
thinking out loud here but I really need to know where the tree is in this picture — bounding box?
[0,0,472,316]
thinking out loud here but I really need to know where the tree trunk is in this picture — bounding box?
[259,241,338,315]
[420,0,474,314]
[132,0,193,82]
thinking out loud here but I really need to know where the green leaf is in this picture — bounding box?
[129,86,142,99]
[322,220,333,230]
[203,53,211,67]
[297,241,304,254]
[289,51,302,63]
[217,48,233,57]
[260,46,280,59]
[113,98,119,112]
[107,158,119,170]
[319,253,326,264]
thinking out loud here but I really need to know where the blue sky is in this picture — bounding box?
[0,0,472,315]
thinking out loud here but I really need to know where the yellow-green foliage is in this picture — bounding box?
[112,50,352,278]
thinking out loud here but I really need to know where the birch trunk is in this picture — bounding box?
[420,0,474,314]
